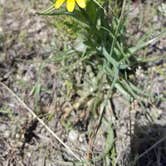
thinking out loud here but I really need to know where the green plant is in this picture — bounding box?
[39,0,165,164]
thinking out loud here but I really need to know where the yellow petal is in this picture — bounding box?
[76,0,86,8]
[67,0,75,12]
[54,0,65,9]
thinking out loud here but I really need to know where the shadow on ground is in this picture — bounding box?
[130,123,166,166]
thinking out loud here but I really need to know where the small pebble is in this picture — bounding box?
[15,133,20,139]
[4,130,10,138]
[79,134,86,143]
[68,130,78,142]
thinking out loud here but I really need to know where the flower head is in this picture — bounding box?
[54,0,86,12]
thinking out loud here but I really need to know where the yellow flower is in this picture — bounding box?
[54,0,86,12]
